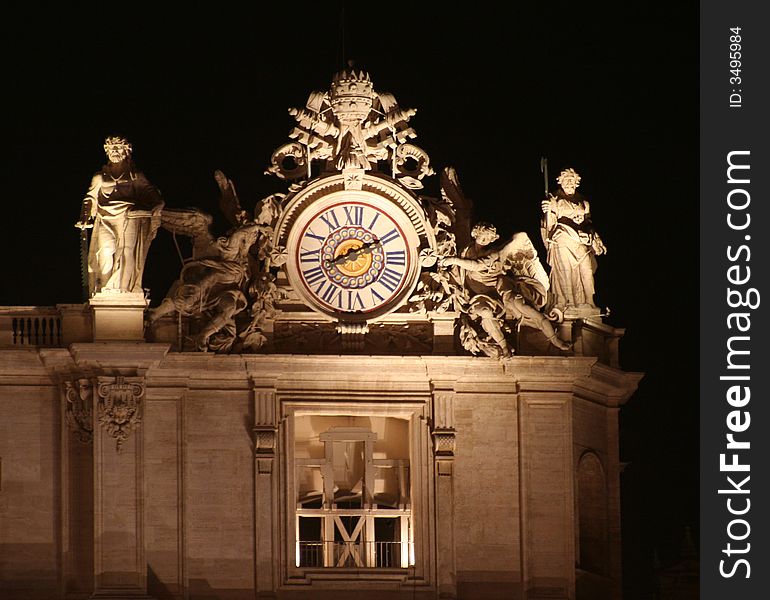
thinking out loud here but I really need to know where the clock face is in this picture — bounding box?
[295,200,413,316]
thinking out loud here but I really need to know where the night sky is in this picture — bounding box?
[5,4,698,597]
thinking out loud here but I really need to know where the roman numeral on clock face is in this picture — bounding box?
[347,291,365,311]
[378,228,399,246]
[302,266,325,285]
[320,283,342,306]
[318,209,340,232]
[378,267,403,292]
[385,250,406,266]
[343,205,364,226]
[300,248,320,262]
[304,229,325,243]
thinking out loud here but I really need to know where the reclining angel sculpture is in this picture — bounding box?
[439,222,572,357]
[410,168,571,358]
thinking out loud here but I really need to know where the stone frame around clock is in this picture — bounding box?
[275,173,436,323]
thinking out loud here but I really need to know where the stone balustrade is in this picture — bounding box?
[0,304,92,348]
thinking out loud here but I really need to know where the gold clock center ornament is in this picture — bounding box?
[332,239,375,277]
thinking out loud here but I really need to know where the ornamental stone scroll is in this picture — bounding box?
[64,378,94,444]
[96,375,145,451]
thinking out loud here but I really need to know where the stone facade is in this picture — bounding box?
[0,69,642,600]
[0,338,640,600]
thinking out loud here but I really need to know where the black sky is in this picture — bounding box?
[5,3,698,597]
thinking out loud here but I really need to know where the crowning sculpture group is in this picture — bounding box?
[76,71,607,358]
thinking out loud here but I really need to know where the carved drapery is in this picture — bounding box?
[64,378,94,444]
[96,376,145,451]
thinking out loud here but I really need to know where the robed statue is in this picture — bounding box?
[76,136,164,296]
[540,168,606,312]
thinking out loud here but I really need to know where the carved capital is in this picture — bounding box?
[64,378,94,444]
[432,430,456,458]
[254,427,277,456]
[96,376,145,451]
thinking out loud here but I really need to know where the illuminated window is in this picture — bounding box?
[294,420,412,568]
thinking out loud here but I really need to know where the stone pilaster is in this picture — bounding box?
[253,386,278,599]
[60,376,95,598]
[518,393,575,599]
[91,375,152,599]
[432,389,457,599]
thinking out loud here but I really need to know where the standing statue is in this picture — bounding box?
[76,136,164,295]
[440,223,572,357]
[540,168,607,312]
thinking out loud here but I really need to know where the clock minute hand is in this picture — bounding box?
[328,239,382,267]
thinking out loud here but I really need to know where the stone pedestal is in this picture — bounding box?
[58,303,94,344]
[556,306,603,354]
[90,292,147,342]
[431,312,459,354]
[253,388,278,598]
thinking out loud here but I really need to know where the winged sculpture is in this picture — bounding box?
[146,171,283,352]
[407,168,571,358]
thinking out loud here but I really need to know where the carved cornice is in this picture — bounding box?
[573,362,645,407]
[96,375,145,451]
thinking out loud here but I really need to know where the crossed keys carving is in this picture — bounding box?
[333,516,366,567]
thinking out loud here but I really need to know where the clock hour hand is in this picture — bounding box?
[325,239,382,268]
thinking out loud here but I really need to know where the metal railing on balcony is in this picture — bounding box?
[297,540,409,568]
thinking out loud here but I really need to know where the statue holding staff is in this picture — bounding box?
[540,168,606,312]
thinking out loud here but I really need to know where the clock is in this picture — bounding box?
[276,174,433,322]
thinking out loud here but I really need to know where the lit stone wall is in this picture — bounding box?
[184,392,255,598]
[454,390,522,597]
[0,379,61,600]
[0,349,640,600]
